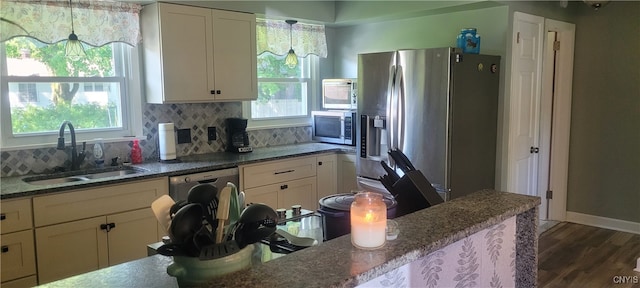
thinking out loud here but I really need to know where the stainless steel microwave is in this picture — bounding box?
[311,110,356,146]
[322,79,357,110]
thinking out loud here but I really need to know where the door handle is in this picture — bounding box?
[530,147,539,153]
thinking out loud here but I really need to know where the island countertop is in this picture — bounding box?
[40,189,540,288]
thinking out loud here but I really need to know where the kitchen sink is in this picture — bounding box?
[22,166,147,186]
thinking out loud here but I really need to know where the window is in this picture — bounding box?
[243,53,318,129]
[17,83,37,102]
[0,37,142,149]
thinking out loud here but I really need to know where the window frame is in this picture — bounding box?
[0,42,144,150]
[242,55,319,130]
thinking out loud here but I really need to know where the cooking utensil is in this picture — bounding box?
[187,183,219,230]
[157,243,191,257]
[198,240,241,260]
[238,191,245,211]
[215,186,232,243]
[151,195,175,233]
[234,203,277,248]
[226,182,241,227]
[169,203,204,257]
[169,200,188,219]
[275,229,316,247]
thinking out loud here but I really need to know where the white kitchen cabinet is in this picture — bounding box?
[337,153,358,193]
[240,156,318,211]
[32,178,167,284]
[141,3,257,103]
[316,154,338,205]
[0,198,36,286]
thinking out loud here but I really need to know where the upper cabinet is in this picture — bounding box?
[141,3,257,103]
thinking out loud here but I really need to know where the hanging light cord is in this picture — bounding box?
[69,0,75,33]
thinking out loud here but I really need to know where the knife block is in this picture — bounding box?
[391,170,444,217]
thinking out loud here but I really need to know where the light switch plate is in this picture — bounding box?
[177,129,191,144]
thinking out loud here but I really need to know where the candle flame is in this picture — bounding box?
[364,211,374,222]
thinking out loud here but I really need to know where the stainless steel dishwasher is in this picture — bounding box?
[168,167,239,201]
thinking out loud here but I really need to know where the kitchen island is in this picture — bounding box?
[40,189,540,288]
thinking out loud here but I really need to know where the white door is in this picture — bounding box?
[508,12,544,199]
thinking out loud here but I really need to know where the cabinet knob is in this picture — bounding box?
[280,184,288,190]
[0,213,5,221]
[210,90,215,95]
[318,161,323,166]
[216,90,221,94]
[1,246,8,253]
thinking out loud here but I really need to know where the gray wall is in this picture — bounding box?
[567,1,640,222]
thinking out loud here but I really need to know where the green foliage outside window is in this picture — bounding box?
[11,102,118,133]
[4,37,119,133]
[256,53,303,103]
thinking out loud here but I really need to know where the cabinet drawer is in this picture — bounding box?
[0,230,36,282]
[33,178,168,227]
[0,199,33,234]
[242,156,316,189]
[244,176,317,211]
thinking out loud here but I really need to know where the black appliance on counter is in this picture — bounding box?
[226,118,252,153]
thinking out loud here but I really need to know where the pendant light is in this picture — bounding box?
[65,0,85,61]
[284,20,298,68]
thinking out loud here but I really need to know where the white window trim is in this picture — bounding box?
[0,44,144,151]
[242,56,319,130]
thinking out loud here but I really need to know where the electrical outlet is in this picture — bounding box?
[177,129,191,144]
[207,127,217,141]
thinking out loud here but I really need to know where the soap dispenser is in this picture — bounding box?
[131,139,143,164]
[94,139,105,168]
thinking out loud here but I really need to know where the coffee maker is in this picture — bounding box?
[225,118,252,153]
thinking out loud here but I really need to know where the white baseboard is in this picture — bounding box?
[566,212,640,234]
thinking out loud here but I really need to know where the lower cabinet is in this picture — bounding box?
[0,198,36,287]
[316,154,337,205]
[32,177,167,284]
[240,153,356,211]
[337,153,358,193]
[35,208,157,283]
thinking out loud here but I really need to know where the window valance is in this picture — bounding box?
[257,18,327,58]
[0,0,141,47]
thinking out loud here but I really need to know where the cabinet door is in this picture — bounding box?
[243,186,279,210]
[0,230,36,282]
[35,217,108,284]
[211,10,257,101]
[316,154,338,206]
[338,154,358,193]
[107,208,159,266]
[158,3,214,102]
[277,177,318,211]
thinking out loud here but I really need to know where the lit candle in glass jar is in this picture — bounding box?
[350,192,387,249]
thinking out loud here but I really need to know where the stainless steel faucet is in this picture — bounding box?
[57,120,86,170]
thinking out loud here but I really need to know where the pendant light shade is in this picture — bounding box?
[285,20,298,68]
[65,0,85,60]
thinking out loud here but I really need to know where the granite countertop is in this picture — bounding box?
[40,189,540,288]
[1,142,355,200]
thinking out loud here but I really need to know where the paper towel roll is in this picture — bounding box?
[159,123,176,160]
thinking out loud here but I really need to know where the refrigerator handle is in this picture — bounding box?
[386,65,395,153]
[396,65,405,150]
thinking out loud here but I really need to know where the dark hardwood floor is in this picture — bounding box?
[538,222,640,288]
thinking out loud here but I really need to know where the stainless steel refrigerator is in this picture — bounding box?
[356,47,500,201]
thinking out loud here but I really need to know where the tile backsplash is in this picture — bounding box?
[1,102,311,177]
